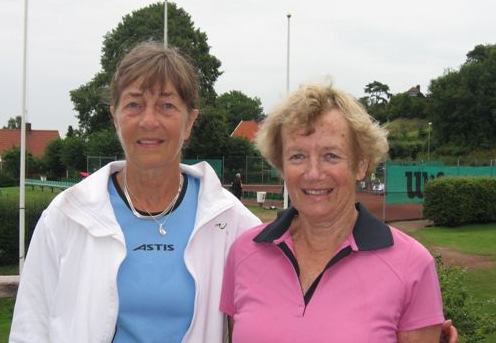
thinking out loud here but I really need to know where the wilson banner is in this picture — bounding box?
[385,161,496,204]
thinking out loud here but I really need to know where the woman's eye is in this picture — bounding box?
[289,153,305,161]
[124,102,141,110]
[325,153,340,161]
[159,102,176,112]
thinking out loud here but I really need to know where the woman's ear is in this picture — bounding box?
[356,159,369,181]
[184,109,199,139]
[110,106,118,129]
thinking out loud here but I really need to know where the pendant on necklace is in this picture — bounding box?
[158,223,167,236]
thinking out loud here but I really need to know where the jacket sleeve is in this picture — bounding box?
[234,202,262,235]
[9,209,62,342]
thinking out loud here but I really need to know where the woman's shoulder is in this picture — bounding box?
[230,223,270,254]
[387,225,435,264]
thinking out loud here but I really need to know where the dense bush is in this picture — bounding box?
[0,174,18,187]
[424,177,496,226]
[0,198,50,266]
[437,256,496,342]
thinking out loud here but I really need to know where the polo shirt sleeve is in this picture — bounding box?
[398,241,445,331]
[220,241,237,317]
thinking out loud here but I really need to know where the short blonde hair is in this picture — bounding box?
[255,82,388,175]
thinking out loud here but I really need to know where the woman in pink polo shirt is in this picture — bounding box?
[221,81,457,343]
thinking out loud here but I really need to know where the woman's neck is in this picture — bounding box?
[291,205,358,253]
[118,165,182,213]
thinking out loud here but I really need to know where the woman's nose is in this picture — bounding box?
[139,105,160,129]
[305,158,325,179]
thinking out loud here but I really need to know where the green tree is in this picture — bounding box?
[362,81,391,123]
[70,2,222,136]
[85,129,123,158]
[61,137,86,175]
[226,136,258,157]
[43,138,66,178]
[217,90,264,133]
[387,92,427,120]
[70,73,111,136]
[3,116,22,129]
[184,105,230,158]
[1,147,41,178]
[364,81,392,105]
[427,44,496,151]
[66,125,76,138]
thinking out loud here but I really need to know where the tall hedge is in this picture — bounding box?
[0,198,50,266]
[424,177,496,226]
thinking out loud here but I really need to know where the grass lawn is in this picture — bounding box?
[245,204,279,222]
[418,223,496,255]
[1,185,63,202]
[0,298,15,342]
[0,266,17,341]
[414,223,496,309]
[413,223,496,343]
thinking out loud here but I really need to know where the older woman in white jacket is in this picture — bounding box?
[10,42,260,343]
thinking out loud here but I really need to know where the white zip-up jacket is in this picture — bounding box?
[9,161,261,343]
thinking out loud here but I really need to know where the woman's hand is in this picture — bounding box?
[440,320,458,343]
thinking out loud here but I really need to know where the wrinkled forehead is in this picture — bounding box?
[121,78,178,98]
[283,108,349,136]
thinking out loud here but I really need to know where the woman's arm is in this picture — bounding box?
[398,325,442,343]
[440,320,458,343]
[226,316,234,343]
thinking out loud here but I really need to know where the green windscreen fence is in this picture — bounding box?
[385,161,496,204]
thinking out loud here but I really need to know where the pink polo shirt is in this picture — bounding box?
[220,204,444,343]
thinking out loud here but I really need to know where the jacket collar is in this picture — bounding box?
[54,161,236,238]
[253,203,393,251]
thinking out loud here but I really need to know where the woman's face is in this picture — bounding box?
[281,109,367,223]
[111,78,198,171]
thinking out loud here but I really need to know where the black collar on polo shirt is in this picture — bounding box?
[253,202,394,251]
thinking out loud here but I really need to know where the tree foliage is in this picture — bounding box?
[217,90,264,133]
[184,105,230,158]
[225,136,259,157]
[1,147,41,179]
[363,81,392,105]
[70,2,222,136]
[361,81,392,122]
[427,44,496,151]
[85,130,123,158]
[60,137,86,176]
[43,138,66,178]
[387,92,427,121]
[3,116,22,129]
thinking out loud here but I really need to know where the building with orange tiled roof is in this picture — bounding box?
[230,120,260,143]
[0,123,60,158]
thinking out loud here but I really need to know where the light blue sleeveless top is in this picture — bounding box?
[109,173,199,342]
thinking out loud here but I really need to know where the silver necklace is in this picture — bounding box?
[122,169,183,236]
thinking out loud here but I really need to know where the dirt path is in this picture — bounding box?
[391,220,494,268]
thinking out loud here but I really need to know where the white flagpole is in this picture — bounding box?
[19,0,29,274]
[164,1,168,47]
[283,14,291,209]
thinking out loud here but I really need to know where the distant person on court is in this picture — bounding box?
[221,81,457,343]
[231,172,243,199]
[9,41,260,342]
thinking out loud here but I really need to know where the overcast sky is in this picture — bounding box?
[1,0,495,137]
